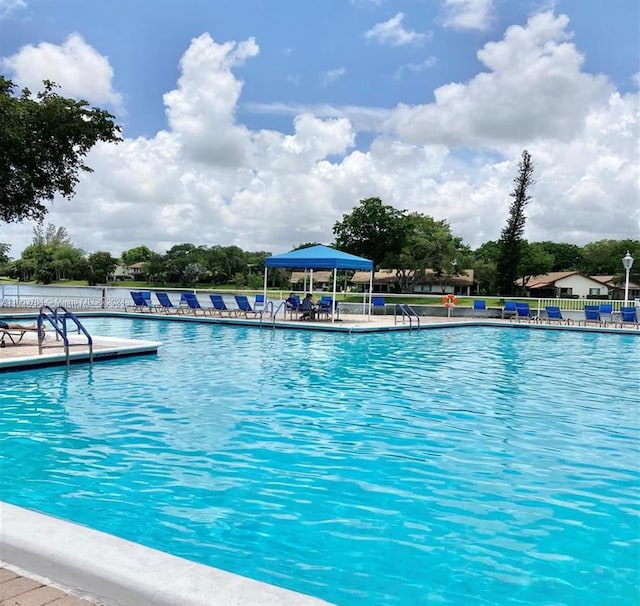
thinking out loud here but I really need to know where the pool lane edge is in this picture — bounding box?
[0,501,332,606]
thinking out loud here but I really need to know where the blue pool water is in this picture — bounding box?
[1,318,638,605]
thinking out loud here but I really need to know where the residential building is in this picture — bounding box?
[290,270,333,291]
[109,264,132,281]
[516,272,610,298]
[108,262,147,282]
[591,275,640,301]
[350,269,474,295]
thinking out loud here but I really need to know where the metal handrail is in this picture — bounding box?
[405,304,421,328]
[38,305,93,365]
[394,304,421,329]
[272,301,287,324]
[259,300,274,327]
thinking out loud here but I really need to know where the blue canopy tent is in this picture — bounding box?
[264,245,374,321]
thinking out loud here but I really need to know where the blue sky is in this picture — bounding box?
[1,0,638,256]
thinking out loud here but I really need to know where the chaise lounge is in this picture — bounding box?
[0,324,44,348]
[618,306,639,329]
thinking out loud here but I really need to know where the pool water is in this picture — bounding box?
[1,318,638,605]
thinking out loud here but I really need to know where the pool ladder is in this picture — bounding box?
[38,305,93,365]
[395,304,421,330]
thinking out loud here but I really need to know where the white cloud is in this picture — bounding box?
[441,0,495,31]
[386,12,612,146]
[0,11,637,261]
[162,33,258,166]
[244,101,391,133]
[0,0,26,18]
[394,57,437,80]
[322,67,347,87]
[1,33,123,111]
[364,12,429,46]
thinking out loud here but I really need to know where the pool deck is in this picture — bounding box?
[1,502,331,606]
[1,310,637,605]
[0,565,102,605]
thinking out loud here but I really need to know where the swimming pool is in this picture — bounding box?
[1,318,638,605]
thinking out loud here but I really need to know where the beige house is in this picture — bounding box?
[108,262,147,282]
[517,272,610,298]
[592,275,640,301]
[290,270,333,291]
[109,264,132,281]
[350,269,474,295]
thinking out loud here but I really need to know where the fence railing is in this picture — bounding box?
[1,287,638,316]
[0,296,128,310]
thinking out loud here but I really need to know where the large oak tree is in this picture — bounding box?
[0,77,121,223]
[333,197,407,268]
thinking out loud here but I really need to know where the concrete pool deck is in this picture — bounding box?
[0,565,102,605]
[0,331,162,371]
[0,502,331,606]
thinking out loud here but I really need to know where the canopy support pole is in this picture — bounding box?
[263,267,268,305]
[332,269,337,323]
[367,270,374,320]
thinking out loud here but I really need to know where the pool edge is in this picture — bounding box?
[0,501,332,606]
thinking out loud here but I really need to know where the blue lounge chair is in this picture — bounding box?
[234,295,260,318]
[372,296,386,315]
[128,291,155,312]
[618,306,639,329]
[581,305,602,326]
[502,301,517,319]
[544,306,572,325]
[180,292,212,315]
[318,296,339,320]
[209,294,237,317]
[472,300,487,317]
[511,302,537,323]
[254,294,266,313]
[599,303,614,325]
[155,292,178,314]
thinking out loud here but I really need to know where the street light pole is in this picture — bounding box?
[622,251,634,306]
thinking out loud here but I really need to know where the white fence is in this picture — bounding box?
[1,283,638,315]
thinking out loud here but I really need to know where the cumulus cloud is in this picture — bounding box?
[385,12,612,146]
[1,33,123,111]
[364,12,429,46]
[0,10,637,260]
[163,33,258,166]
[441,0,495,31]
[244,101,392,133]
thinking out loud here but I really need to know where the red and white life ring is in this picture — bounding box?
[442,294,458,308]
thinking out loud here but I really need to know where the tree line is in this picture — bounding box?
[0,219,636,294]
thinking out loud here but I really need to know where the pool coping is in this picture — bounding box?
[0,335,161,373]
[0,502,332,606]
